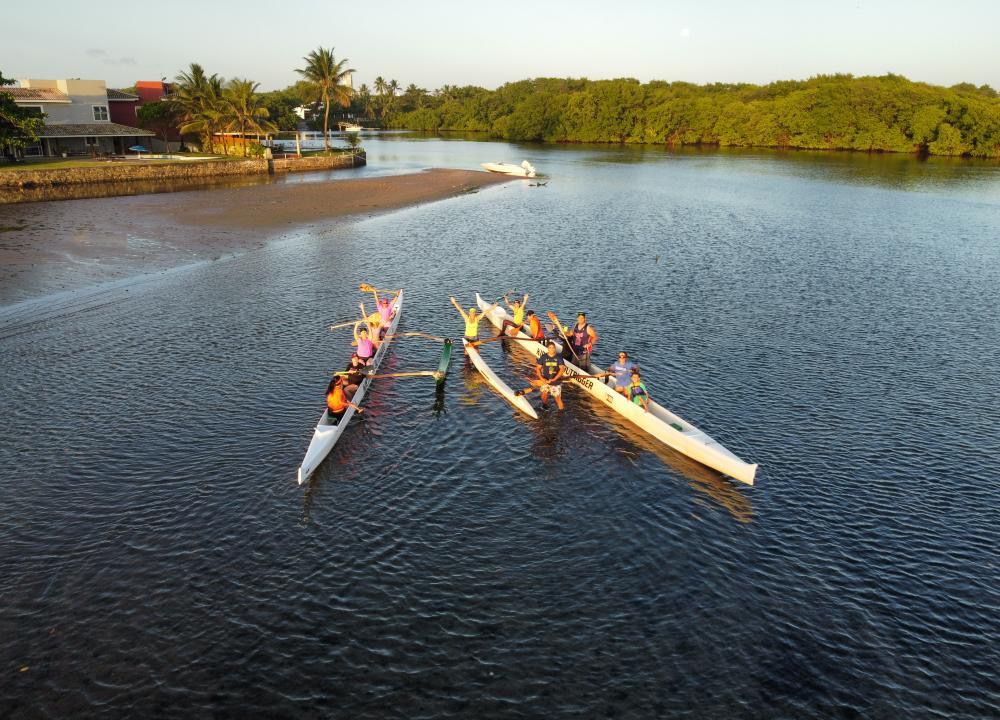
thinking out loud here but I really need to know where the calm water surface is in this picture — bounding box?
[1,137,999,718]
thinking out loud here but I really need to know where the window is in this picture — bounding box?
[93,105,109,121]
[86,137,98,145]
[21,105,44,117]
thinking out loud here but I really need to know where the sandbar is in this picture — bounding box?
[0,169,511,304]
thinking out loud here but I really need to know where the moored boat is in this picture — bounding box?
[475,293,757,485]
[463,339,539,419]
[481,160,537,177]
[297,289,404,484]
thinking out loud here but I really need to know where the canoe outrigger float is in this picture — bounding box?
[297,290,405,485]
[463,338,539,419]
[476,293,757,485]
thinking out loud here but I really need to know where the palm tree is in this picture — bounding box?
[173,63,224,153]
[356,83,374,121]
[295,47,355,151]
[385,79,400,117]
[373,76,387,121]
[404,83,428,111]
[223,78,277,156]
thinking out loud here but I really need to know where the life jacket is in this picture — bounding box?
[512,305,525,325]
[528,315,543,339]
[629,382,648,404]
[464,316,479,337]
[327,384,348,413]
[571,322,591,351]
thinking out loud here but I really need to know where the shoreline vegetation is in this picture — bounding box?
[389,74,1000,158]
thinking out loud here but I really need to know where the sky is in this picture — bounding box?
[4,0,998,92]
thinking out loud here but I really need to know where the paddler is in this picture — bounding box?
[501,292,529,336]
[563,312,599,366]
[359,301,385,339]
[449,296,498,350]
[352,323,376,364]
[325,375,364,422]
[534,340,567,410]
[607,351,639,396]
[626,370,650,412]
[525,310,545,341]
[343,353,368,398]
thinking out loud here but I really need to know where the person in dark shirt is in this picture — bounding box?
[343,353,368,399]
[535,341,567,410]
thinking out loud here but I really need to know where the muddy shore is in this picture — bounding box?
[0,169,511,305]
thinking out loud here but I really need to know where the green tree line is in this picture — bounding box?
[387,74,1000,158]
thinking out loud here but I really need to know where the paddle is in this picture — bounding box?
[514,372,614,396]
[328,319,361,331]
[333,369,444,380]
[470,334,539,347]
[364,370,445,380]
[383,331,449,343]
[359,283,398,294]
[546,310,584,365]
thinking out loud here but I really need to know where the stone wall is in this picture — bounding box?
[0,159,267,189]
[271,152,365,173]
[0,151,367,202]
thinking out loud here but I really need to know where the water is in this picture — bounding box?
[1,137,999,718]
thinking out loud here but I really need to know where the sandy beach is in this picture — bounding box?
[0,168,511,304]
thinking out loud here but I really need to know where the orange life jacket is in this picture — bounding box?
[326,385,348,413]
[528,315,543,339]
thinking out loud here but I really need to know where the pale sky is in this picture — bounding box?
[4,0,998,92]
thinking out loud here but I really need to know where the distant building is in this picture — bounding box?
[133,80,182,144]
[134,80,173,105]
[107,88,140,125]
[12,79,153,157]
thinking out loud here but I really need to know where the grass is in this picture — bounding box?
[0,155,248,172]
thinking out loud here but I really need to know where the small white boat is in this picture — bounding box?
[342,123,363,133]
[476,293,757,485]
[463,339,538,419]
[481,160,537,177]
[296,290,404,484]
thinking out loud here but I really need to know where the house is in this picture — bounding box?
[107,88,140,125]
[11,78,153,157]
[134,80,173,105]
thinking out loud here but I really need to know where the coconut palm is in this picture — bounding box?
[373,76,388,121]
[173,63,224,153]
[355,84,374,120]
[296,47,355,151]
[223,78,277,156]
[385,79,400,117]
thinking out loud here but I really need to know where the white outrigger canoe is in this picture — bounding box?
[476,293,757,485]
[463,339,538,419]
[481,161,537,177]
[297,290,404,484]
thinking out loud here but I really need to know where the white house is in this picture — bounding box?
[11,78,153,157]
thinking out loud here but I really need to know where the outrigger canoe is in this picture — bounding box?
[297,290,404,484]
[463,339,538,419]
[476,293,757,485]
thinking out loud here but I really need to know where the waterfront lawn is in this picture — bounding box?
[0,156,234,172]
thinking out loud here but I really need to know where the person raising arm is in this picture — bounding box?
[450,297,498,346]
[501,292,529,336]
